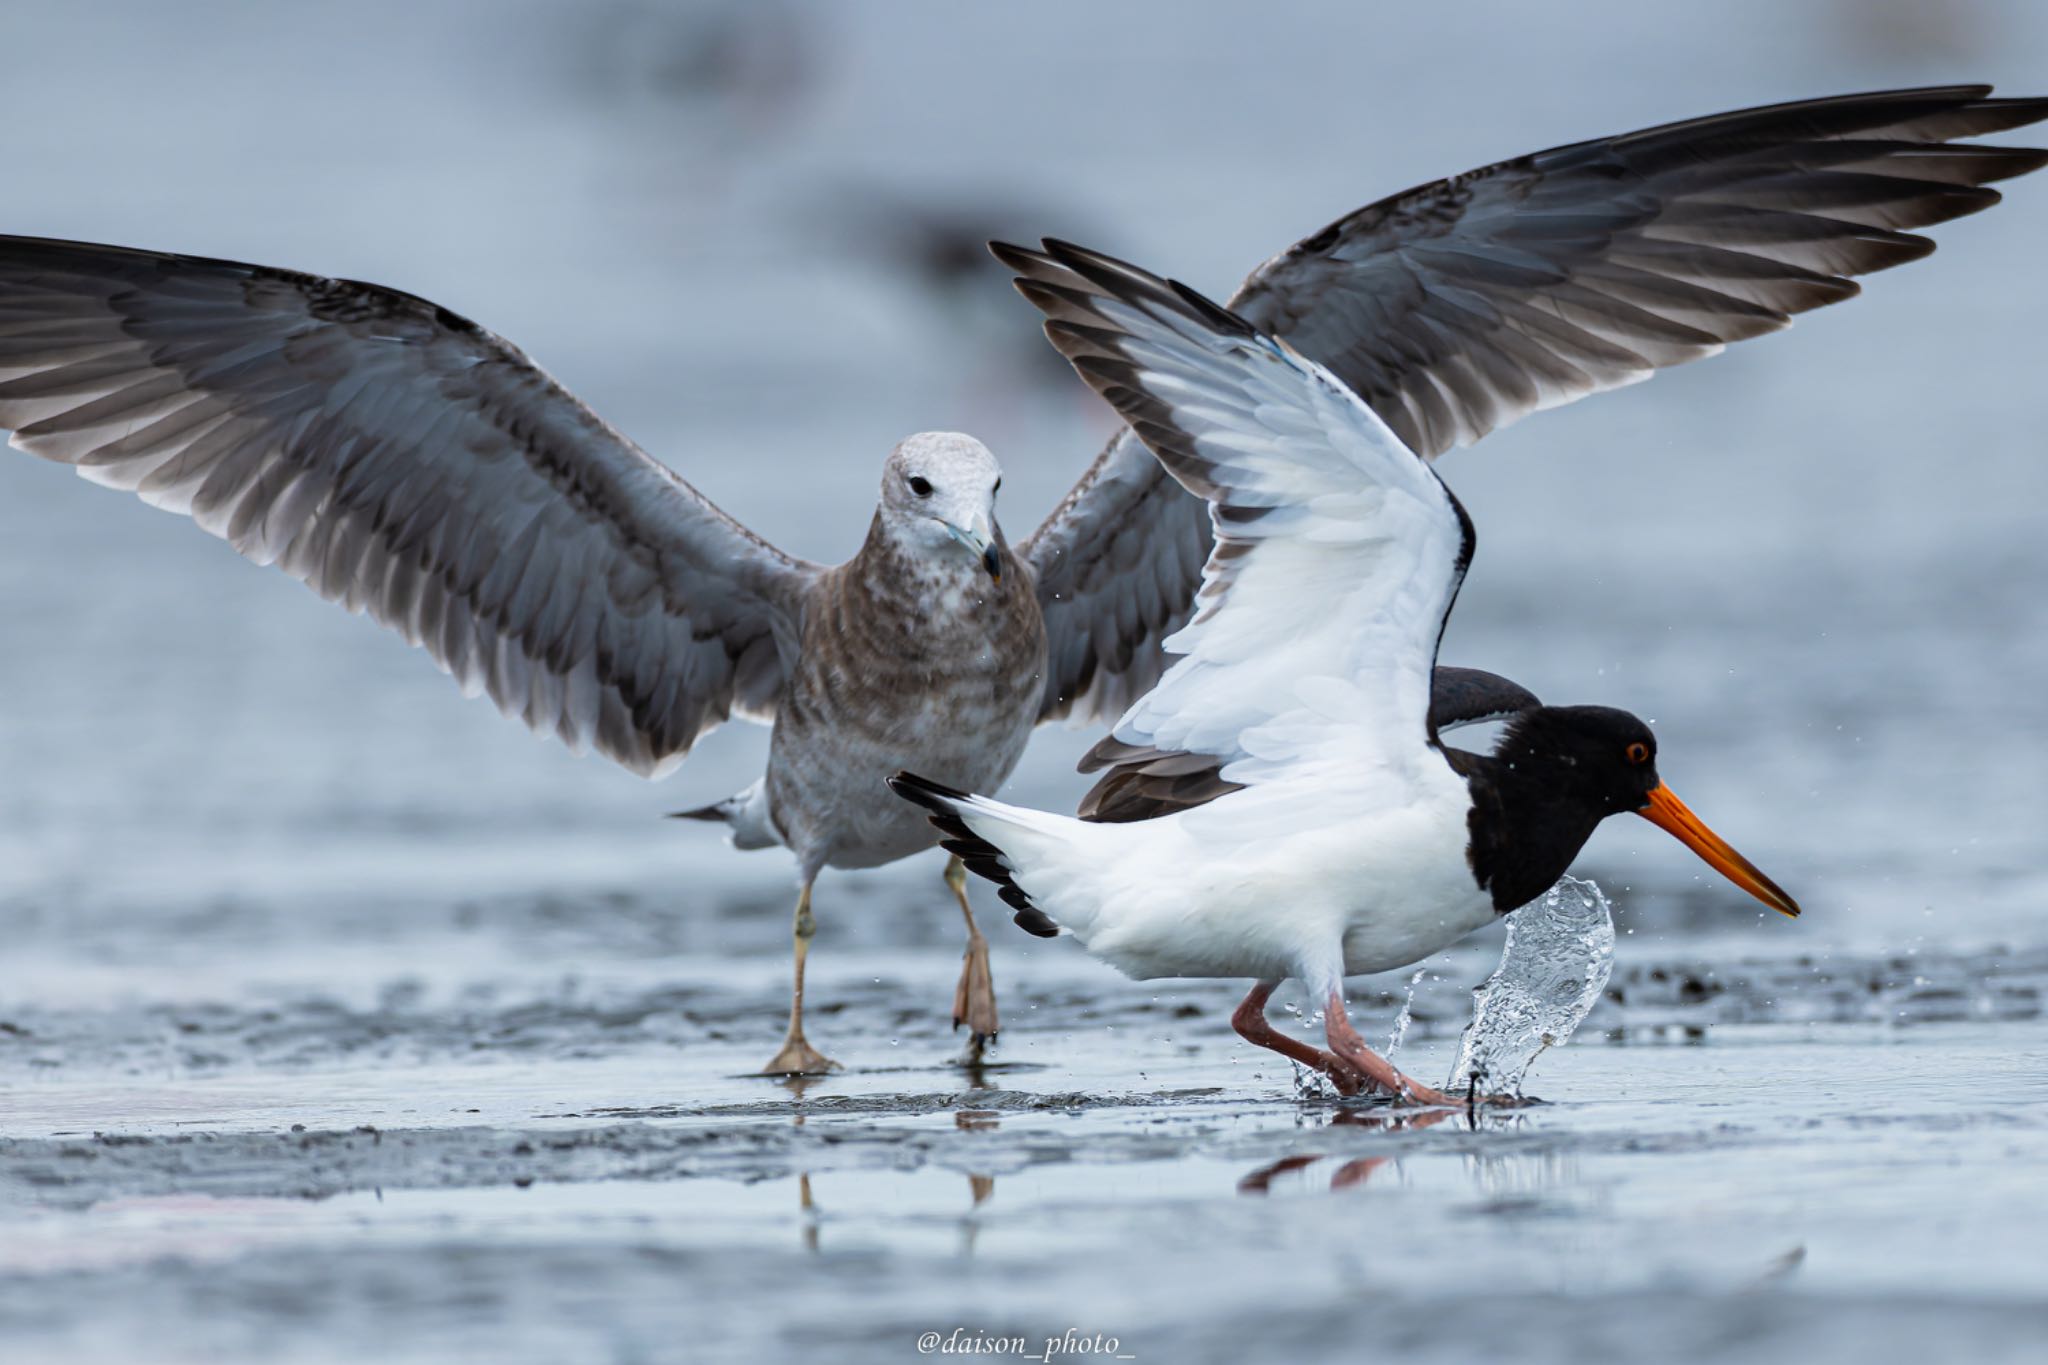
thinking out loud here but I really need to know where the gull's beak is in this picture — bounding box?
[943,511,1002,583]
[1636,783,1801,918]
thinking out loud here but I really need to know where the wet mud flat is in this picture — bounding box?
[3,932,2046,1365]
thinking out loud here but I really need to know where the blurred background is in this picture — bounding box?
[1,0,2045,985]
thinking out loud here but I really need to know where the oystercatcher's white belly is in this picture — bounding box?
[1061,758,1494,984]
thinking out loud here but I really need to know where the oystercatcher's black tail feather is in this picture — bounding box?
[887,772,1060,938]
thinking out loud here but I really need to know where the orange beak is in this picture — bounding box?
[1636,783,1801,918]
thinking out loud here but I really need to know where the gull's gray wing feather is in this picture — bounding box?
[1017,84,2047,728]
[0,236,817,778]
[1018,424,1209,724]
[1233,83,2048,458]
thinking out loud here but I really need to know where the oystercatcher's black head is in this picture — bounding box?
[1497,705,1662,814]
[1471,704,1800,919]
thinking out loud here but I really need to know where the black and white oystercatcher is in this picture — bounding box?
[886,84,2047,1096]
[891,236,1818,1105]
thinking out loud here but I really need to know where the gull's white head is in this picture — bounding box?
[880,431,1004,581]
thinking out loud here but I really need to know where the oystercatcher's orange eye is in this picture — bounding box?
[1626,742,1650,765]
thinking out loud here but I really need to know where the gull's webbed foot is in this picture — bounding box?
[953,931,1000,1058]
[762,1031,838,1076]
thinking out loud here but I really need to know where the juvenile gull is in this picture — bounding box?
[1,85,2041,1072]
[892,240,1805,1104]
[0,217,1065,1069]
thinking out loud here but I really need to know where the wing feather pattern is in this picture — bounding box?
[0,237,815,777]
[1235,84,2048,459]
[1005,240,1471,799]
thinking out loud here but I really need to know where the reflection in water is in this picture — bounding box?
[798,1172,819,1255]
[1460,1148,1580,1210]
[1237,1107,1577,1204]
[961,1171,996,1256]
[785,1072,819,1253]
[959,1106,999,1255]
[1237,1154,1329,1195]
[954,1053,1028,1093]
[1237,1109,1455,1195]
[776,1073,828,1104]
[782,1085,1006,1257]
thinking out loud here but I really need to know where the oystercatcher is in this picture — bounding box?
[891,240,1806,1105]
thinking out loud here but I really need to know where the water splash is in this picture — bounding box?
[1384,966,1429,1058]
[1445,876,1615,1096]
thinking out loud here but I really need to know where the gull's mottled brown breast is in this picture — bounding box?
[765,514,1047,874]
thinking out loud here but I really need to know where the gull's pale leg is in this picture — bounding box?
[946,855,999,1062]
[1322,989,1455,1107]
[763,880,838,1075]
[1230,981,1364,1096]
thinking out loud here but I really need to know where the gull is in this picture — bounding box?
[891,238,1809,1105]
[1,86,2039,1073]
[0,229,1060,1073]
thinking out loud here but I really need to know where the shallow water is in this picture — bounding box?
[5,911,2046,1363]
[3,3,2048,1361]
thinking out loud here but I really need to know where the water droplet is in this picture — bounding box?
[1385,966,1429,1058]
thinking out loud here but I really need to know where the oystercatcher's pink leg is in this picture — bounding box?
[1231,981,1365,1095]
[1322,990,1457,1107]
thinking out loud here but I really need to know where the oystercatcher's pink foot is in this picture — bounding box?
[1231,981,1365,1096]
[1323,991,1458,1107]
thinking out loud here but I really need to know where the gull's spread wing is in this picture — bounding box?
[1233,83,2048,458]
[0,236,816,777]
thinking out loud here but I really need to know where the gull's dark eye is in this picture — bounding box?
[1626,741,1650,765]
[992,477,1001,494]
[908,476,933,498]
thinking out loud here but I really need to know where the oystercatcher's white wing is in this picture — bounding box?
[0,237,817,778]
[1003,241,1471,790]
